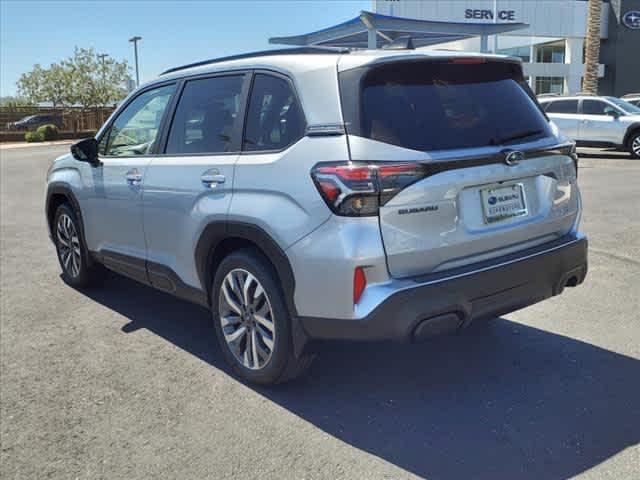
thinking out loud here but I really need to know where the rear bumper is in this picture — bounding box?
[299,233,587,342]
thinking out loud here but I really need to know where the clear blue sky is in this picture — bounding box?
[0,0,370,97]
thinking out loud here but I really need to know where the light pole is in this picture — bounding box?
[128,36,142,87]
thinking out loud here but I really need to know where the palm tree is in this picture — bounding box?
[582,0,602,94]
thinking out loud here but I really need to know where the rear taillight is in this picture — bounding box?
[311,162,427,216]
[569,142,579,177]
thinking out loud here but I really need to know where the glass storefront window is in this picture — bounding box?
[498,46,531,63]
[535,76,565,95]
[536,44,566,63]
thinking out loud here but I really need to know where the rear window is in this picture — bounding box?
[340,60,551,152]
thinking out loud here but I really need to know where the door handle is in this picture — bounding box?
[201,169,226,188]
[125,168,143,185]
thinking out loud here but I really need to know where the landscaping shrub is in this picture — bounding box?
[25,131,45,142]
[36,124,59,141]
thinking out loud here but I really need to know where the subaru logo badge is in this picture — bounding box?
[622,10,640,29]
[504,150,524,166]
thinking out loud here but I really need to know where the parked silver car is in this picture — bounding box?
[621,93,640,108]
[45,48,587,384]
[539,95,640,158]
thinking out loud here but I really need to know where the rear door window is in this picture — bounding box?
[582,99,617,116]
[166,75,244,154]
[242,74,305,152]
[340,60,552,151]
[545,100,579,114]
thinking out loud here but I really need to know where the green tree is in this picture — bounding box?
[16,48,131,109]
[43,63,74,108]
[16,64,47,104]
[66,47,130,108]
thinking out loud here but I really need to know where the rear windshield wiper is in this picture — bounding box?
[491,129,544,145]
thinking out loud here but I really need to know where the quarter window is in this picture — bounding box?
[166,75,244,154]
[545,100,579,114]
[102,84,176,156]
[243,74,305,152]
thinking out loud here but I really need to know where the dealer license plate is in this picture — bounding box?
[480,183,528,224]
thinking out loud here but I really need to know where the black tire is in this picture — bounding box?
[211,248,313,385]
[628,131,640,159]
[53,203,104,288]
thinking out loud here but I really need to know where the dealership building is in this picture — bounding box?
[271,0,639,96]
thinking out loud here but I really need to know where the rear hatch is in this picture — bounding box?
[338,57,580,278]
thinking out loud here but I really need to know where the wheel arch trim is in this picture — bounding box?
[195,221,298,316]
[623,122,640,146]
[45,183,85,242]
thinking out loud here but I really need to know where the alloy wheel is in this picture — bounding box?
[218,269,276,370]
[632,136,640,157]
[56,213,81,277]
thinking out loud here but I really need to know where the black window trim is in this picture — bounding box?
[96,80,179,159]
[239,69,308,156]
[157,70,253,157]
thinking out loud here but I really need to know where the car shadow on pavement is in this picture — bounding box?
[82,272,640,480]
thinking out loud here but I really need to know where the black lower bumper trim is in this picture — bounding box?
[299,235,588,342]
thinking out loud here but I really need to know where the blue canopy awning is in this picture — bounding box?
[270,11,528,50]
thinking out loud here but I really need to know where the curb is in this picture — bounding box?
[0,140,76,150]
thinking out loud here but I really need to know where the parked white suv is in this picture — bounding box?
[621,93,640,108]
[539,95,640,158]
[46,48,588,384]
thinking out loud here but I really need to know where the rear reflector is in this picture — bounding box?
[353,267,367,304]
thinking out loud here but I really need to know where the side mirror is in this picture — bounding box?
[70,138,100,166]
[604,108,621,119]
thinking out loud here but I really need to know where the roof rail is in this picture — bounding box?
[621,93,640,98]
[537,93,561,98]
[160,46,350,76]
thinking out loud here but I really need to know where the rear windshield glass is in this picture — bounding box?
[341,60,551,152]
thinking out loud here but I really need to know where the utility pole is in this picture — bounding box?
[96,53,109,123]
[97,53,108,106]
[128,36,142,87]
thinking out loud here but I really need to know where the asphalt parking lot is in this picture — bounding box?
[1,144,638,479]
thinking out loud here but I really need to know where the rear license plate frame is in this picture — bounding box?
[480,183,528,224]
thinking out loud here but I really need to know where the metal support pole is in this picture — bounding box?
[493,0,499,53]
[367,28,377,49]
[480,35,489,53]
[129,36,142,87]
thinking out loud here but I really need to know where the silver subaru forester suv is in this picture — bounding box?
[46,47,588,384]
